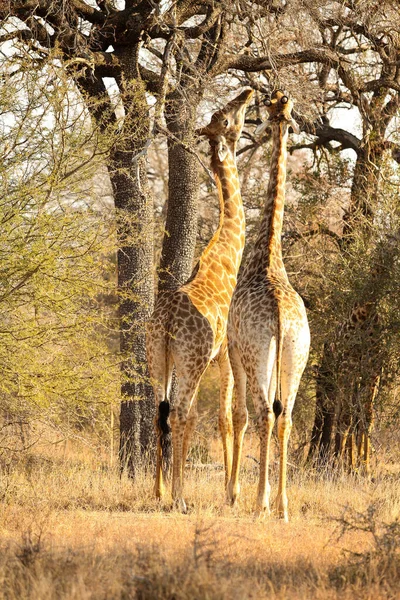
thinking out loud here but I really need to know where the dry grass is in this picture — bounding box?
[0,432,399,599]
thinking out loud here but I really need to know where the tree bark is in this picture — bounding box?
[158,90,202,292]
[112,144,155,476]
[108,46,155,478]
[113,157,155,475]
[343,144,383,241]
[77,65,156,477]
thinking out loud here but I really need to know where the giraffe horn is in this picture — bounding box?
[196,126,208,137]
[289,118,300,135]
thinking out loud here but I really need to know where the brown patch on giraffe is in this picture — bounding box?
[147,89,254,508]
[227,90,309,521]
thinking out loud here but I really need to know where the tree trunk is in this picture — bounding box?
[77,49,156,477]
[112,148,155,475]
[343,144,383,240]
[112,146,155,477]
[108,46,156,477]
[158,90,201,292]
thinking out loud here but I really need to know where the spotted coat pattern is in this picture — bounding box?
[334,302,382,474]
[146,89,254,511]
[226,90,310,521]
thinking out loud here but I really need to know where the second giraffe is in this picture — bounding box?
[227,90,310,522]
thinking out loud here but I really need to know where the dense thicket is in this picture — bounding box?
[0,56,118,449]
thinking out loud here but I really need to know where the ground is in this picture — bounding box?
[0,432,399,599]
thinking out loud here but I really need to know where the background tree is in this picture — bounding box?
[0,51,118,451]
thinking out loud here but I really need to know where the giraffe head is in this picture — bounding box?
[255,89,299,136]
[197,89,254,161]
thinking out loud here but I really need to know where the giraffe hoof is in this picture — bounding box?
[226,483,240,506]
[275,507,289,522]
[279,513,289,523]
[254,506,270,520]
[173,497,187,514]
[154,486,165,500]
[273,495,289,522]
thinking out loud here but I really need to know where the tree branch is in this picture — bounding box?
[384,140,400,164]
[182,5,222,39]
[220,48,342,73]
[284,224,344,251]
[70,0,106,25]
[138,64,161,94]
[361,78,400,94]
[303,122,361,154]
[155,123,216,188]
[320,17,385,54]
[92,50,122,77]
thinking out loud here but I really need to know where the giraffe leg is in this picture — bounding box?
[182,400,199,469]
[356,428,364,464]
[155,422,165,498]
[362,373,379,476]
[362,403,373,476]
[363,431,371,475]
[334,396,353,471]
[338,427,349,467]
[170,403,189,513]
[276,331,309,522]
[217,341,234,486]
[276,409,292,522]
[340,418,353,472]
[168,316,213,512]
[226,342,247,506]
[170,368,208,513]
[255,402,275,516]
[254,357,277,516]
[347,430,356,472]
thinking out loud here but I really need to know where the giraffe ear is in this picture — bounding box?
[255,120,269,136]
[289,118,300,135]
[196,126,208,137]
[217,139,228,161]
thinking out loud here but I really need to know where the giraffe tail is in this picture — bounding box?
[158,400,171,435]
[157,324,173,464]
[273,309,284,419]
[158,399,171,467]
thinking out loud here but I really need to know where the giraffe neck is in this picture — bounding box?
[192,143,245,291]
[245,120,289,280]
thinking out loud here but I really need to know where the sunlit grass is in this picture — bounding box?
[0,430,399,599]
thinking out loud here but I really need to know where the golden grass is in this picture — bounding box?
[0,433,399,599]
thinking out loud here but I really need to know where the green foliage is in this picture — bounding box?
[286,146,400,439]
[0,54,119,435]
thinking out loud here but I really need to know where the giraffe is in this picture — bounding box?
[226,90,310,522]
[309,263,387,475]
[146,89,254,511]
[333,301,382,475]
